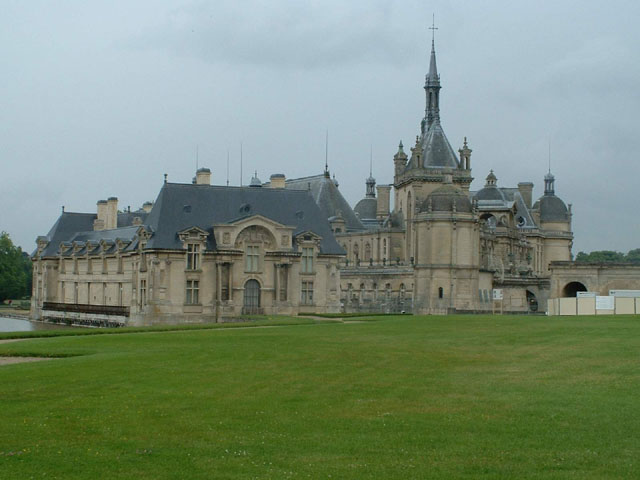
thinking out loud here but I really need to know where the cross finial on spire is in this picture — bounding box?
[429,14,438,47]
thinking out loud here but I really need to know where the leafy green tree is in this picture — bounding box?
[575,250,625,263]
[0,232,32,302]
[625,249,640,264]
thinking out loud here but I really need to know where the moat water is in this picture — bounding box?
[0,316,73,332]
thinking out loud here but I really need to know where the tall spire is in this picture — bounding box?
[424,15,441,133]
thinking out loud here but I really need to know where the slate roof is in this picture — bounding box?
[39,212,96,257]
[419,122,460,169]
[534,195,570,223]
[285,174,365,232]
[144,182,345,255]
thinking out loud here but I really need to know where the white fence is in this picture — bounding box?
[548,296,640,316]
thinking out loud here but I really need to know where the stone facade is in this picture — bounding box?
[31,179,343,325]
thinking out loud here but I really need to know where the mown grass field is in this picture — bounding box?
[1,314,639,479]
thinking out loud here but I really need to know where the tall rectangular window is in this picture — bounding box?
[118,283,123,306]
[279,266,288,301]
[221,264,230,301]
[187,244,201,270]
[140,279,147,307]
[246,246,259,272]
[301,247,314,273]
[186,280,200,305]
[301,281,314,305]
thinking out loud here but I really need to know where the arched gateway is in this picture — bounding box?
[562,281,587,297]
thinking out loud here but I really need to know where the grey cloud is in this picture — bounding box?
[130,0,414,68]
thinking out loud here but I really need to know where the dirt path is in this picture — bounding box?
[0,356,54,366]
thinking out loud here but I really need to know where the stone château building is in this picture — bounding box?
[31,171,344,325]
[32,36,589,324]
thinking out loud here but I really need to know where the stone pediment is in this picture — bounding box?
[214,215,295,251]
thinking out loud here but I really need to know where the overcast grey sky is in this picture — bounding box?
[2,0,639,254]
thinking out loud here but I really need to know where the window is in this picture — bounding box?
[60,282,65,303]
[400,283,406,299]
[140,279,147,306]
[74,282,79,303]
[186,280,199,305]
[102,257,108,274]
[221,264,230,301]
[438,287,444,299]
[186,243,201,270]
[301,281,314,305]
[246,246,259,272]
[279,266,288,301]
[102,283,107,305]
[73,258,78,274]
[118,283,123,306]
[117,255,124,274]
[301,247,314,273]
[60,258,65,274]
[87,258,92,274]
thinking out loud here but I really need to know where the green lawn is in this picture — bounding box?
[1,315,639,479]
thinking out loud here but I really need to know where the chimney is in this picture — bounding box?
[518,182,534,209]
[376,185,391,220]
[196,167,211,185]
[106,197,118,230]
[269,173,286,189]
[142,201,153,213]
[94,200,108,231]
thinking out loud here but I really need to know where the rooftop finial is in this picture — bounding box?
[164,173,168,184]
[324,129,329,177]
[429,13,438,48]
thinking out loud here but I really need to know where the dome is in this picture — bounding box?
[475,170,504,201]
[420,183,472,213]
[537,195,569,222]
[475,186,505,201]
[354,197,377,220]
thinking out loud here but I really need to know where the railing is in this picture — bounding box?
[241,306,264,315]
[42,302,130,317]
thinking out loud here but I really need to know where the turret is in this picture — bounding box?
[393,141,408,178]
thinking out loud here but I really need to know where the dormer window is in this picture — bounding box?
[186,243,201,270]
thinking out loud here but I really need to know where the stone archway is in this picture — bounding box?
[562,281,587,297]
[243,279,261,314]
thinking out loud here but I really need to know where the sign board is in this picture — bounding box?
[492,289,503,301]
[577,292,597,298]
[609,290,640,298]
[595,296,615,310]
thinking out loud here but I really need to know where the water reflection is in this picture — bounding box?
[0,316,73,332]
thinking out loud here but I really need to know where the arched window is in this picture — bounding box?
[364,243,371,262]
[438,287,444,299]
[353,243,360,263]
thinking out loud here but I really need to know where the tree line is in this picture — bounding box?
[0,232,33,302]
[575,248,640,264]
